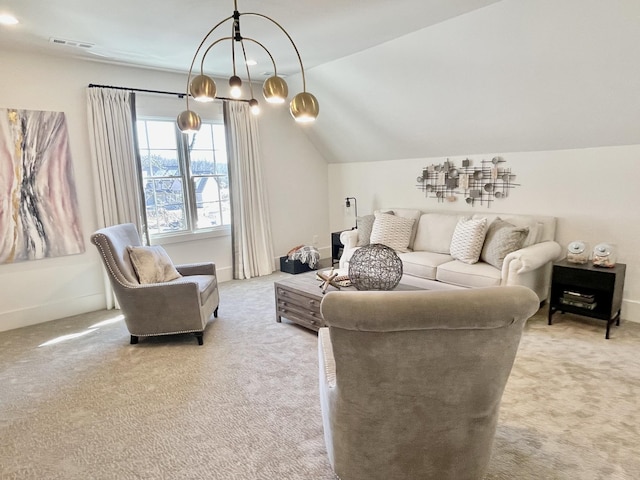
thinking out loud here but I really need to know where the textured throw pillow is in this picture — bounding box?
[127,245,182,284]
[369,212,415,252]
[480,218,529,269]
[356,215,375,247]
[449,217,488,264]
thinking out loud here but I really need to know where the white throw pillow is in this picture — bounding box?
[449,217,488,264]
[370,212,415,252]
[127,245,182,284]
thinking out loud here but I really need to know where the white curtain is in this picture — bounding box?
[224,101,275,279]
[87,87,145,308]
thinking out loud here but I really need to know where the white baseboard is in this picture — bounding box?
[622,299,639,324]
[0,294,106,333]
[216,265,234,283]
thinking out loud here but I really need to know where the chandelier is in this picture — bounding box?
[177,0,319,133]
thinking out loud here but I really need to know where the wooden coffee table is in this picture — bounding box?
[274,270,421,331]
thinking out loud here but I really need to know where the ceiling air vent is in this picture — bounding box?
[261,71,288,78]
[49,37,95,49]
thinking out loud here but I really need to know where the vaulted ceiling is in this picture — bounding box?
[2,0,639,163]
[303,0,640,162]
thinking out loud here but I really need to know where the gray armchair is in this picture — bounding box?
[91,223,219,345]
[318,286,539,480]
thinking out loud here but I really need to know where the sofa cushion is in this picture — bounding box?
[127,245,182,284]
[413,213,463,254]
[356,215,375,246]
[449,217,488,264]
[165,274,217,306]
[398,251,453,280]
[370,212,415,252]
[436,260,501,288]
[480,218,529,269]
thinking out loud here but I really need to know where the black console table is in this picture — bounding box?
[548,260,626,339]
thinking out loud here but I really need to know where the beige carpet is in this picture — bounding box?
[1,272,639,479]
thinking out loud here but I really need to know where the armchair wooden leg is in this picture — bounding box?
[195,332,204,345]
[214,307,218,318]
[130,335,139,344]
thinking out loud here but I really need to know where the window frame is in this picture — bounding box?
[136,117,231,244]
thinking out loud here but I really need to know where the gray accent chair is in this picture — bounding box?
[318,286,539,480]
[91,223,219,345]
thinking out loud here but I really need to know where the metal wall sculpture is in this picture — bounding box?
[416,157,520,207]
[0,108,84,264]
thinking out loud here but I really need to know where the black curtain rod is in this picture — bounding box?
[87,83,248,102]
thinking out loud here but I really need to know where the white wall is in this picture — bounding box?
[328,146,640,322]
[0,49,328,332]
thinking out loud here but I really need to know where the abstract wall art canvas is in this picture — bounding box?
[0,108,84,264]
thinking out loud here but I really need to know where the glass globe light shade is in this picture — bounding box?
[262,76,288,104]
[290,92,319,123]
[190,75,216,102]
[177,110,201,133]
[229,75,242,98]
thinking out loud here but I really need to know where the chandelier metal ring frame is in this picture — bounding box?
[177,1,319,133]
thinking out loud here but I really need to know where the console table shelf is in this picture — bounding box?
[548,260,626,339]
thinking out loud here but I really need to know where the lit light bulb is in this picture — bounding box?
[229,75,242,98]
[249,99,260,115]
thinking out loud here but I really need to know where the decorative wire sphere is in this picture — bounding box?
[348,243,403,291]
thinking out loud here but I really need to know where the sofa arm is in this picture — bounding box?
[340,229,359,249]
[338,230,360,270]
[502,241,563,276]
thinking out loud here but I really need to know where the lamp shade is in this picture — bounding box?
[177,110,201,133]
[290,92,319,122]
[190,75,217,102]
[263,76,288,104]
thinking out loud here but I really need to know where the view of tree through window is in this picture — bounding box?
[136,120,230,236]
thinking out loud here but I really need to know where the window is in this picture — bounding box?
[136,119,230,238]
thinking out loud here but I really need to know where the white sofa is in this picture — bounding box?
[339,209,563,302]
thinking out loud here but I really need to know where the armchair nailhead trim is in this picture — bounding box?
[92,234,200,291]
